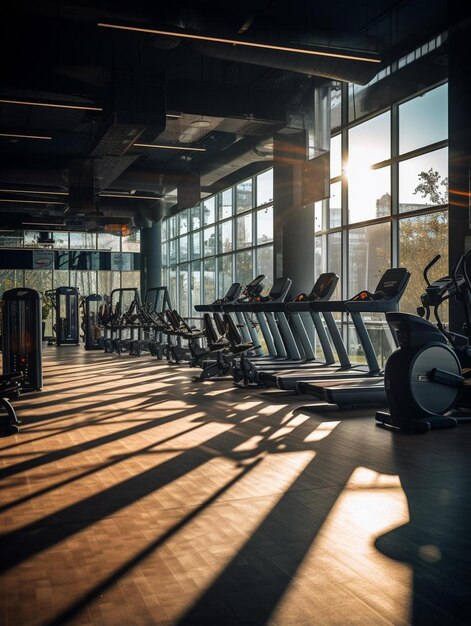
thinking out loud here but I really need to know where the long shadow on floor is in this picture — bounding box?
[375,429,471,625]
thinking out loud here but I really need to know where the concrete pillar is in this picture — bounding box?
[448,6,471,332]
[140,221,162,297]
[273,130,314,296]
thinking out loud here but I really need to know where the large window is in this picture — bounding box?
[316,79,448,363]
[162,169,274,315]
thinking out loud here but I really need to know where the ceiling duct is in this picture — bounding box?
[139,198,168,223]
[191,41,379,85]
[177,173,200,211]
[88,67,167,191]
[68,159,97,214]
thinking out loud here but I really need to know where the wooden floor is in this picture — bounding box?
[1,347,470,626]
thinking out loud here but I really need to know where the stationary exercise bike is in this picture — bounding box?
[376,253,471,433]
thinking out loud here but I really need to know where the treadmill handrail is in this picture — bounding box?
[343,300,402,313]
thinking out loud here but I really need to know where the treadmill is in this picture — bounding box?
[223,276,292,360]
[222,275,267,356]
[259,268,410,392]
[239,273,339,376]
[296,268,411,406]
[194,282,242,315]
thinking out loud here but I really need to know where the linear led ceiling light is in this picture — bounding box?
[0,98,102,111]
[134,142,206,152]
[0,198,66,205]
[22,222,65,227]
[98,22,381,64]
[0,188,68,195]
[0,189,160,200]
[0,132,52,140]
[100,193,162,200]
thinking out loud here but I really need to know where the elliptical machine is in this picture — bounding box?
[376,253,471,433]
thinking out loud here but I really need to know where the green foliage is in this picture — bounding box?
[399,211,448,318]
[413,168,449,205]
[41,296,53,320]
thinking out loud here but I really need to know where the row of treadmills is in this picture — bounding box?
[195,267,411,407]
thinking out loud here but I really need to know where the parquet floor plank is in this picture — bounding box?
[1,346,470,625]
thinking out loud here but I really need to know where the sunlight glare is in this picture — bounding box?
[304,420,341,442]
[269,465,412,625]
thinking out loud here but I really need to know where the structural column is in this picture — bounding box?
[448,5,471,331]
[140,221,162,296]
[273,130,314,295]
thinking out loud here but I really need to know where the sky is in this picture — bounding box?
[328,83,448,224]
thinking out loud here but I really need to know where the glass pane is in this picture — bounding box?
[70,232,96,249]
[179,235,188,262]
[190,262,201,310]
[236,179,253,213]
[55,251,69,271]
[121,271,140,290]
[70,271,97,297]
[69,250,100,270]
[314,201,325,232]
[161,220,167,242]
[348,111,390,168]
[178,210,188,235]
[167,216,176,239]
[169,267,177,311]
[191,232,201,259]
[314,235,326,278]
[203,197,215,226]
[329,182,342,228]
[0,269,23,296]
[399,211,448,323]
[256,246,273,296]
[161,267,169,293]
[24,231,41,247]
[53,269,70,289]
[0,230,23,248]
[122,231,140,252]
[162,242,168,267]
[399,84,448,154]
[330,81,342,130]
[327,232,342,301]
[24,270,53,294]
[24,270,54,337]
[53,231,69,249]
[236,214,252,249]
[330,134,342,178]
[348,83,372,123]
[203,258,216,303]
[169,240,177,265]
[235,250,253,288]
[399,148,448,213]
[257,206,273,244]
[349,166,390,223]
[203,227,215,257]
[191,205,201,230]
[219,189,233,220]
[348,222,390,297]
[218,255,233,298]
[218,220,233,253]
[97,233,120,251]
[256,169,273,206]
[97,271,120,296]
[179,265,189,316]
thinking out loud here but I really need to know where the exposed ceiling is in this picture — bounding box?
[0,0,448,232]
